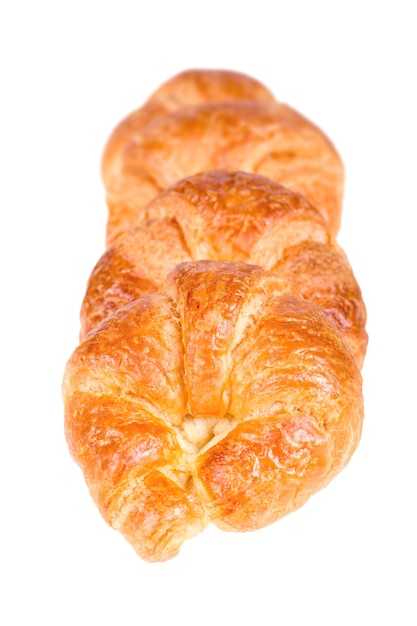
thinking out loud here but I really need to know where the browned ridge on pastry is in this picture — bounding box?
[81,170,367,367]
[101,69,344,245]
[64,260,364,562]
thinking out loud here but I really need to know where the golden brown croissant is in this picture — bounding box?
[101,68,276,186]
[81,170,367,367]
[64,260,364,562]
[101,69,344,244]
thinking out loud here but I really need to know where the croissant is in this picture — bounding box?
[81,170,367,367]
[63,260,364,562]
[101,68,276,186]
[101,69,344,244]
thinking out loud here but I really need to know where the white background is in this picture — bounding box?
[1,1,416,624]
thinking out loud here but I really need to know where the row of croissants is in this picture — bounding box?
[62,69,368,562]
